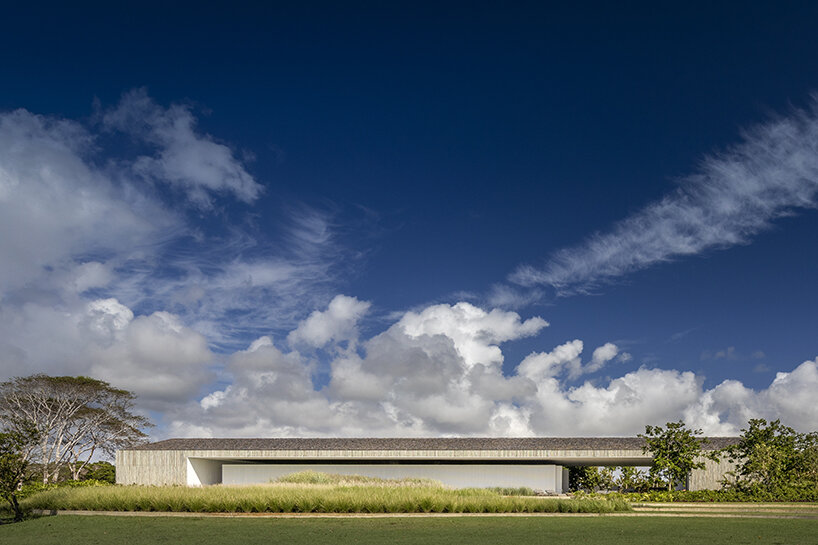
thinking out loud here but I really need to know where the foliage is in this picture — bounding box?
[82,462,116,483]
[15,478,112,502]
[0,375,151,484]
[720,419,818,494]
[614,466,654,492]
[570,466,659,493]
[21,483,631,514]
[568,466,617,492]
[576,485,818,502]
[639,421,707,491]
[0,426,38,522]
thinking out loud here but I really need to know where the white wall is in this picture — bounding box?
[187,458,224,486]
[221,463,564,492]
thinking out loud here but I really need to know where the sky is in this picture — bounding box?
[1,2,817,438]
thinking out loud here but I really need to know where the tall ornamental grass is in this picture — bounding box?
[22,484,630,514]
[274,470,442,487]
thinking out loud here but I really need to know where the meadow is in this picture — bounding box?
[12,471,626,514]
[20,484,627,514]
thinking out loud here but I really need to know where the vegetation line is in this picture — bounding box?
[19,482,630,515]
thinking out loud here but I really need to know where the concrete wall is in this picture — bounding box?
[116,449,188,486]
[116,447,726,491]
[221,463,565,492]
[689,457,738,491]
[117,447,651,486]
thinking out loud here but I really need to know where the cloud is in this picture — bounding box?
[0,94,354,360]
[700,346,763,361]
[102,88,263,208]
[518,340,621,381]
[715,346,738,360]
[510,98,818,295]
[87,305,213,406]
[0,297,213,409]
[288,295,371,349]
[0,93,355,410]
[0,107,177,295]
[165,299,818,439]
[684,358,818,434]
[5,94,814,440]
[122,206,350,347]
[397,302,548,367]
[588,342,619,373]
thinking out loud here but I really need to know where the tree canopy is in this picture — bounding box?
[0,374,151,484]
[0,425,38,521]
[721,418,818,494]
[639,420,707,491]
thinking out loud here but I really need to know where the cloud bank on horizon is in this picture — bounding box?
[178,296,818,438]
[510,98,818,295]
[1,91,817,439]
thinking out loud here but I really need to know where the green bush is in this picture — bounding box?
[575,486,818,503]
[82,462,116,484]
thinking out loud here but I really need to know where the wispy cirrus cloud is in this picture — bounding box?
[115,206,350,348]
[0,91,355,398]
[510,98,818,295]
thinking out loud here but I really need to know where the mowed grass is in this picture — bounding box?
[20,482,627,514]
[2,515,818,545]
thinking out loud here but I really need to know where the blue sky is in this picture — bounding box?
[1,2,817,437]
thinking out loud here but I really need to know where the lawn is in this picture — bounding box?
[2,515,818,545]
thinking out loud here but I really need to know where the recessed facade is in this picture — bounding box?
[116,437,739,493]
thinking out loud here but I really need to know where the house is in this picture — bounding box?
[116,437,738,493]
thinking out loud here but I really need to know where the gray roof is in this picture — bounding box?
[133,437,739,451]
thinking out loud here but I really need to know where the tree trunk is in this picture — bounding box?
[41,435,50,485]
[9,493,23,522]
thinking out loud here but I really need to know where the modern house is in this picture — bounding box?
[116,437,739,493]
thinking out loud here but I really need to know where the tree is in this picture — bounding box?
[82,461,116,483]
[0,426,38,522]
[721,419,818,492]
[0,375,151,484]
[568,466,616,492]
[615,466,652,493]
[639,421,707,491]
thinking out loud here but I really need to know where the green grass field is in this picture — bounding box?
[2,515,818,545]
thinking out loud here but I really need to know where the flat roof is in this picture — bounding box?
[132,437,739,452]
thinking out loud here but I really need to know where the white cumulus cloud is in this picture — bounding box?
[163,299,817,439]
[288,295,371,349]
